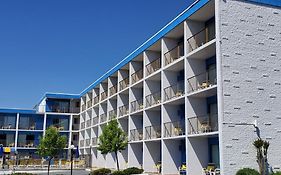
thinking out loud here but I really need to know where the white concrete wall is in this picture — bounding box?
[218,0,281,174]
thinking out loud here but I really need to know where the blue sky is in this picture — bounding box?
[0,0,194,108]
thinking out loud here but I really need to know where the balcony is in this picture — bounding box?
[187,67,217,94]
[80,122,85,129]
[188,114,218,135]
[100,91,108,101]
[80,140,84,147]
[109,85,118,96]
[18,134,40,148]
[92,117,99,126]
[86,119,91,128]
[164,42,184,66]
[0,134,15,147]
[93,96,99,106]
[119,104,129,117]
[146,58,161,76]
[82,104,86,111]
[109,109,117,120]
[131,68,143,84]
[92,137,98,146]
[119,77,129,91]
[145,91,161,108]
[0,115,16,130]
[145,125,161,140]
[100,113,107,123]
[85,139,90,147]
[131,99,144,113]
[187,23,215,53]
[72,124,79,130]
[87,100,92,109]
[130,128,143,141]
[164,121,185,137]
[164,81,185,101]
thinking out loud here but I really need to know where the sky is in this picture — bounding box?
[0,0,195,109]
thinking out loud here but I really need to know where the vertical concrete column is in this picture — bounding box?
[15,113,20,148]
[43,113,47,136]
[69,114,73,148]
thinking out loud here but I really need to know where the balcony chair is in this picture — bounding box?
[174,127,183,136]
[200,123,212,133]
[179,162,187,175]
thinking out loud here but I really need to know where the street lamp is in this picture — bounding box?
[70,145,75,175]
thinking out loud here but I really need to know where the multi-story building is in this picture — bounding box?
[0,93,80,159]
[1,0,280,174]
[78,0,281,174]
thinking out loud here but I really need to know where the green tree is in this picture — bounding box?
[97,119,128,170]
[36,126,67,175]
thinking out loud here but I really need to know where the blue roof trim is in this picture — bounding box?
[45,93,80,99]
[0,108,37,114]
[80,0,210,96]
[247,0,281,7]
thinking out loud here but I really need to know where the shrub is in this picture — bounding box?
[123,167,144,175]
[90,168,111,175]
[236,168,260,175]
[272,172,281,175]
[112,170,126,175]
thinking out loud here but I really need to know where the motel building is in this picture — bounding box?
[0,0,281,174]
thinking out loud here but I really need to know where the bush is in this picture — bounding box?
[90,168,112,175]
[236,168,260,175]
[112,170,126,175]
[123,167,144,175]
[272,172,281,175]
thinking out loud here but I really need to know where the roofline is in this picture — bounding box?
[80,0,210,96]
[247,0,281,7]
[0,108,37,114]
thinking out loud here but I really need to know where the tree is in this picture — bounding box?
[36,126,67,175]
[253,138,270,175]
[97,119,128,170]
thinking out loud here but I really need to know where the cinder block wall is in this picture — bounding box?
[219,0,281,174]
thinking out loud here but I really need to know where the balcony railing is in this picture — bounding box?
[164,121,185,137]
[188,114,218,135]
[109,85,118,96]
[131,68,143,84]
[81,122,85,129]
[119,77,129,91]
[18,139,38,148]
[82,104,86,111]
[187,67,217,93]
[145,91,161,108]
[86,119,91,128]
[119,104,129,117]
[48,105,79,113]
[86,139,90,147]
[72,124,79,130]
[187,22,215,52]
[131,99,144,113]
[80,140,84,147]
[100,113,107,123]
[0,124,16,130]
[146,58,161,76]
[92,117,99,126]
[93,95,99,105]
[109,109,117,120]
[92,137,98,146]
[100,91,108,101]
[145,125,161,140]
[164,42,184,66]
[0,139,15,147]
[130,128,143,141]
[87,100,92,109]
[164,81,185,101]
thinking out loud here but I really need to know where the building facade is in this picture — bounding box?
[78,0,281,175]
[0,93,80,159]
[1,0,281,174]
